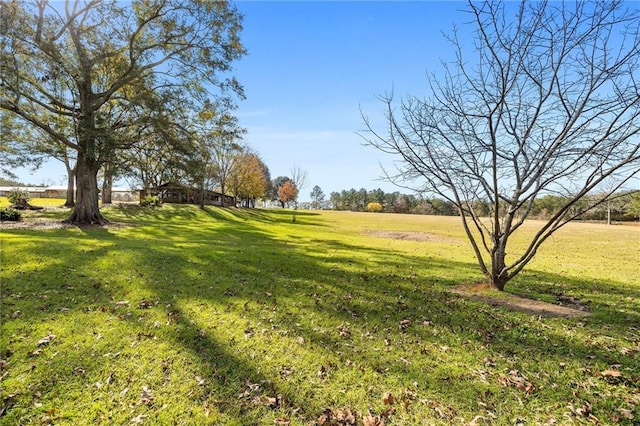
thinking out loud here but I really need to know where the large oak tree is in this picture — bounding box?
[363,1,640,290]
[1,0,245,224]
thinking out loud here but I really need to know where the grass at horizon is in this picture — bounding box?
[1,204,638,424]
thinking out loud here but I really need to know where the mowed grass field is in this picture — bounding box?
[1,202,639,425]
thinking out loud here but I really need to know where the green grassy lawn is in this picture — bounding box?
[0,197,69,208]
[1,203,638,425]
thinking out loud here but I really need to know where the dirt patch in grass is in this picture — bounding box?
[366,230,459,243]
[451,283,591,318]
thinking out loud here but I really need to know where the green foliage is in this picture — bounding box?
[531,194,567,219]
[366,201,383,212]
[310,185,325,209]
[7,188,31,207]
[1,206,638,424]
[140,195,161,207]
[626,191,640,220]
[0,177,24,186]
[330,187,457,215]
[0,207,21,221]
[531,192,640,222]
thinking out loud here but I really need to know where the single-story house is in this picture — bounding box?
[142,183,235,207]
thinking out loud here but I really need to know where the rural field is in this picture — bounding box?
[1,203,639,425]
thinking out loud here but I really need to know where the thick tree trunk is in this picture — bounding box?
[64,156,107,225]
[65,78,107,225]
[64,170,75,208]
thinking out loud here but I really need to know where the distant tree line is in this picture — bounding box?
[531,191,640,223]
[328,188,456,215]
[326,188,640,222]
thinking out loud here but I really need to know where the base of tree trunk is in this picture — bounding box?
[488,277,507,291]
[63,211,109,226]
[489,283,506,291]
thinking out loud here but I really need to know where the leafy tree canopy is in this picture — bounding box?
[1,0,245,224]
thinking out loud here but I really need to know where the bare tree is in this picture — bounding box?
[290,165,308,222]
[290,165,309,198]
[363,1,640,290]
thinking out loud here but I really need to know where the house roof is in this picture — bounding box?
[151,183,233,198]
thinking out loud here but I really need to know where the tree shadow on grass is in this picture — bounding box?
[2,215,638,423]
[1,227,313,422]
[201,206,326,226]
[131,223,639,420]
[106,203,201,223]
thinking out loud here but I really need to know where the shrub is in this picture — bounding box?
[7,188,31,208]
[141,195,162,207]
[0,207,22,221]
[367,202,383,212]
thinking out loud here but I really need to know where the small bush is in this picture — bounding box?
[7,188,31,208]
[367,202,383,213]
[0,207,22,221]
[141,195,162,207]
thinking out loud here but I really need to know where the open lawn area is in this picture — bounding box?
[1,204,639,425]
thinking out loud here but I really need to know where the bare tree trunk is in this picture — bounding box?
[219,182,226,207]
[101,171,113,205]
[62,149,76,208]
[64,168,75,208]
[199,178,205,209]
[489,246,509,291]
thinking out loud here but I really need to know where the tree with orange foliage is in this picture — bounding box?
[277,180,298,208]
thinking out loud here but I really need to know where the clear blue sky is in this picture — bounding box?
[233,1,465,199]
[14,1,468,200]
